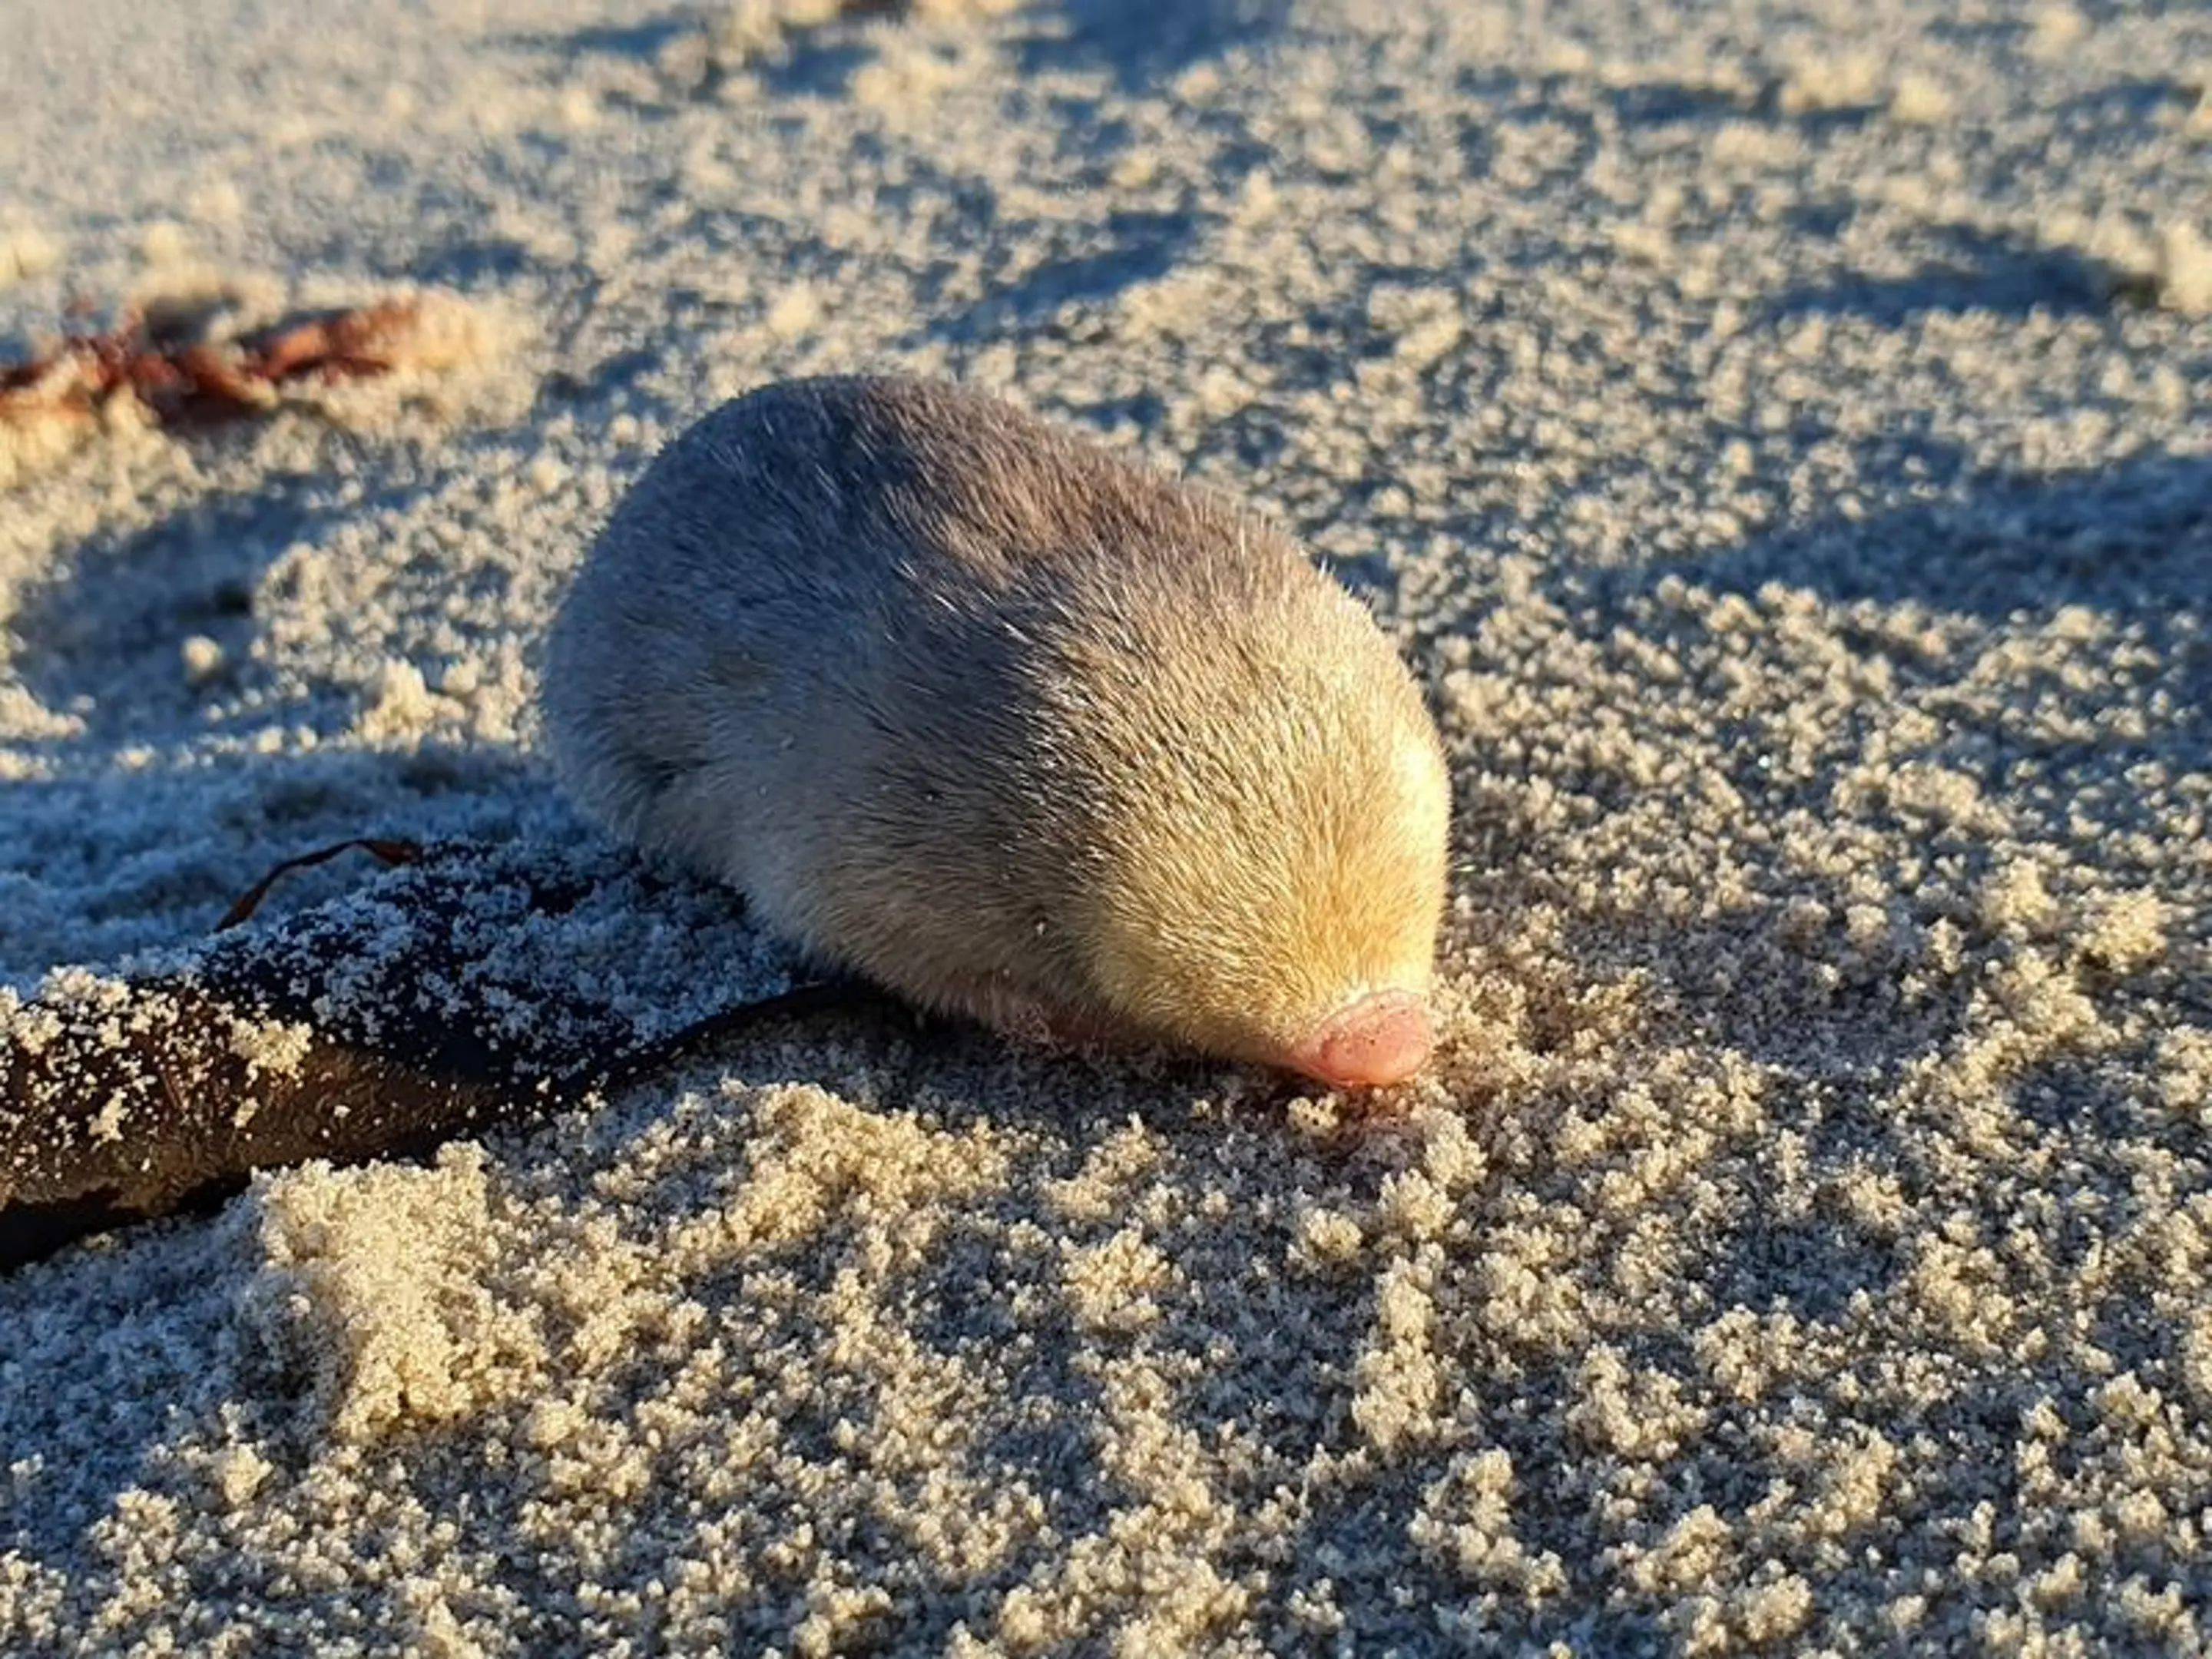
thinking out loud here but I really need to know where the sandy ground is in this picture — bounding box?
[3,0,2210,1652]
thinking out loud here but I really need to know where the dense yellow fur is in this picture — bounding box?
[545,376,1452,1071]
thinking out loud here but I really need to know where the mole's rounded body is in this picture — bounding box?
[541,376,1449,1087]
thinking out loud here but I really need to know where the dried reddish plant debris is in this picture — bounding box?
[0,296,464,434]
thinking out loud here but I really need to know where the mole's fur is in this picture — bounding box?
[541,376,1450,1087]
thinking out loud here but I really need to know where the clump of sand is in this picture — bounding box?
[2,0,2209,1652]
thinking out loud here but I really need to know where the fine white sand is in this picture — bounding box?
[4,0,2210,1651]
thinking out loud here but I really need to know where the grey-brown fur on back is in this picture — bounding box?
[542,375,1439,1037]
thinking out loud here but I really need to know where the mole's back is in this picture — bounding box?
[541,376,1292,912]
[540,375,1450,1085]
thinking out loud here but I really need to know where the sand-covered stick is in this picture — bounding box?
[0,842,826,1272]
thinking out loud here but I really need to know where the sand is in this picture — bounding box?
[2,0,2210,1651]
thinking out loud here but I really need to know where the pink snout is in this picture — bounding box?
[1283,990,1434,1089]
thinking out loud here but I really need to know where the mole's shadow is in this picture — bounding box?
[5,469,439,752]
[0,449,550,977]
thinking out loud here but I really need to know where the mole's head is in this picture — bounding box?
[1042,555,1452,1091]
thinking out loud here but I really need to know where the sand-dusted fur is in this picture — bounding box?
[542,376,1449,1069]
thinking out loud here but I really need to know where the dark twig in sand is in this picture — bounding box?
[0,843,874,1273]
[214,836,429,930]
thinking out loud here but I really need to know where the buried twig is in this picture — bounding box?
[0,841,876,1273]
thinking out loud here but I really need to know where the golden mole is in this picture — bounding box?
[541,376,1449,1088]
